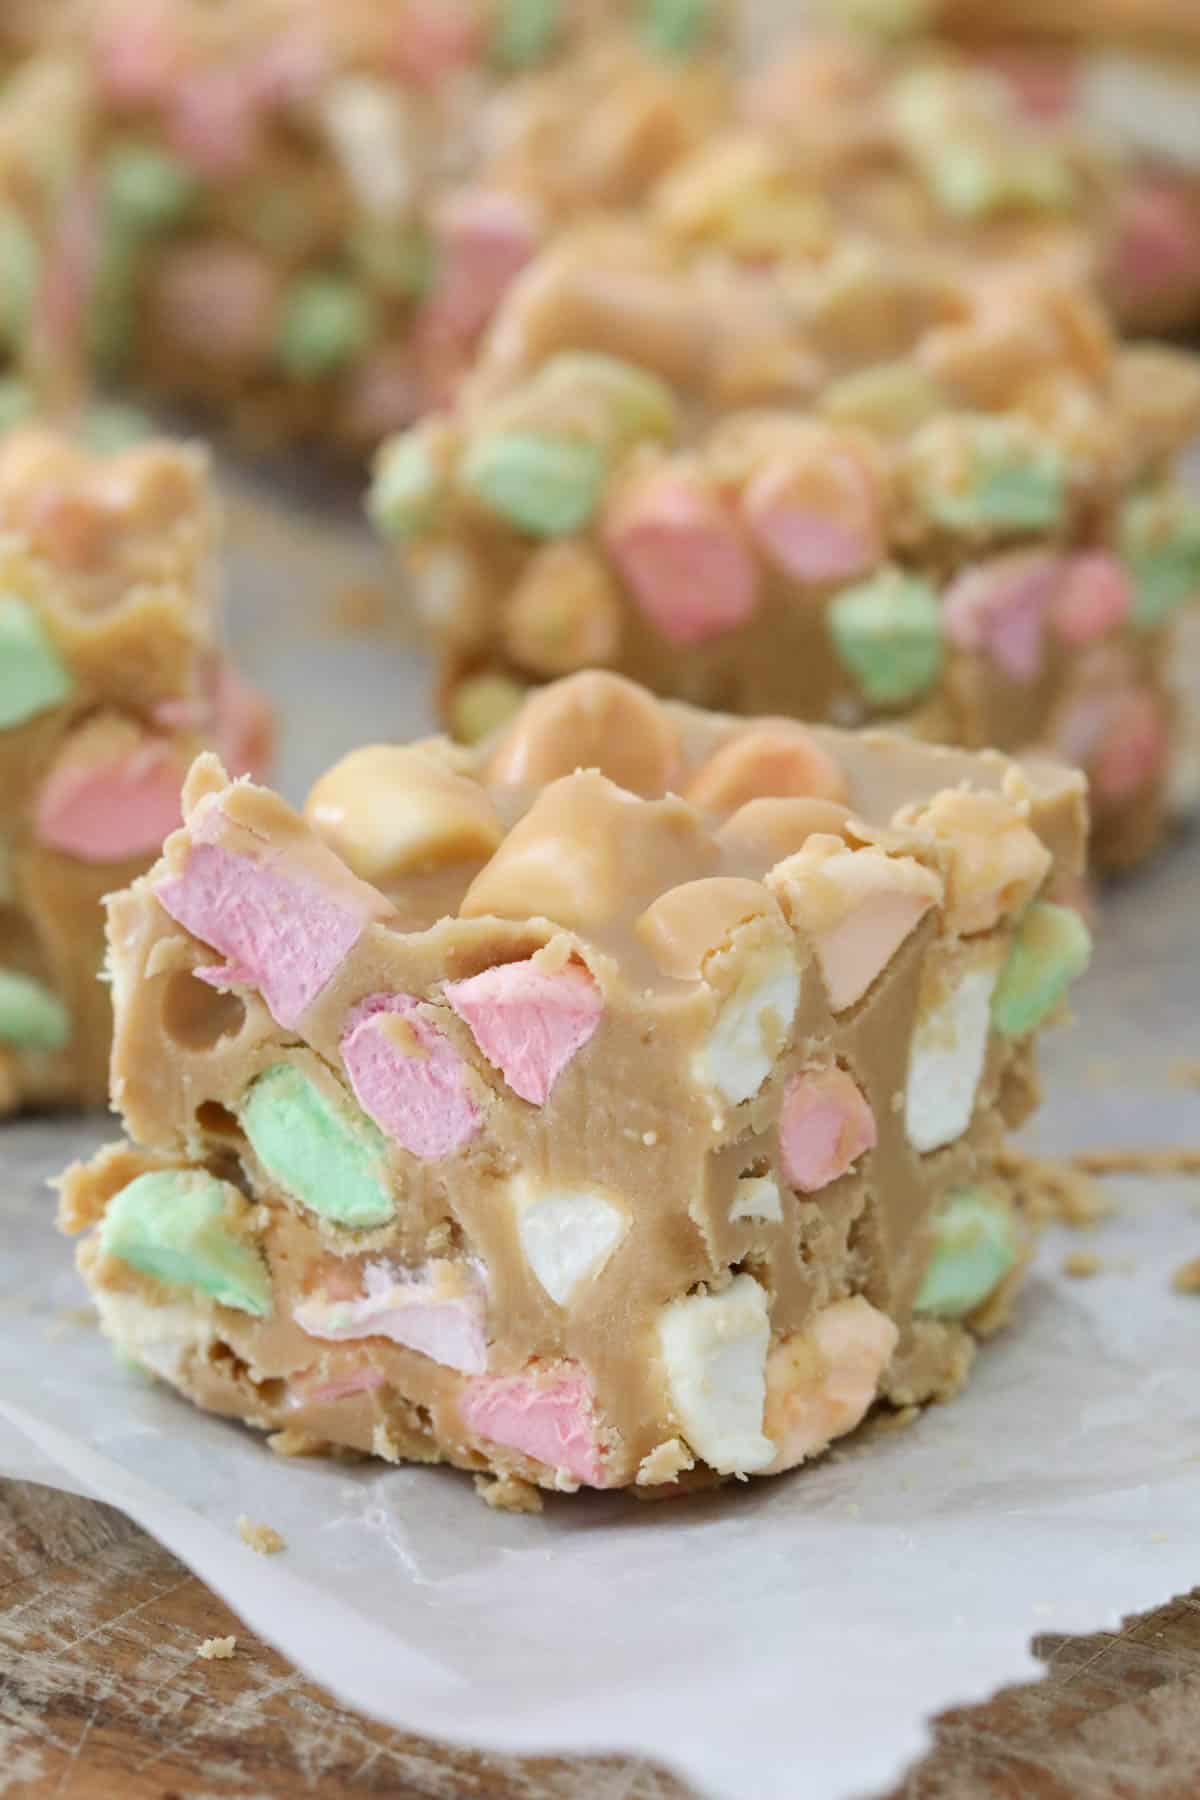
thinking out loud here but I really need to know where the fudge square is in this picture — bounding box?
[0,424,269,1113]
[370,219,1200,872]
[10,0,732,450]
[61,671,1090,1501]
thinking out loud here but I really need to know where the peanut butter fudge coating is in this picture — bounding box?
[371,215,1200,871]
[4,0,732,448]
[62,671,1090,1500]
[810,12,1200,332]
[0,425,270,1112]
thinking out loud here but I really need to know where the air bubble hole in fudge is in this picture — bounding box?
[194,1100,243,1140]
[162,969,248,1051]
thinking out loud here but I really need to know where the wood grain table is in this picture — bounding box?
[2,1481,1199,1800]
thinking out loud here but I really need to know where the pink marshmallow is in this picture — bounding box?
[944,553,1060,683]
[35,735,184,864]
[291,1364,386,1406]
[815,890,935,1013]
[215,662,273,783]
[153,245,279,363]
[444,959,603,1106]
[339,349,424,440]
[1051,553,1131,647]
[741,450,881,584]
[765,1297,898,1472]
[95,4,182,105]
[1113,178,1200,301]
[1090,688,1169,802]
[341,993,483,1159]
[295,1258,488,1374]
[606,475,760,646]
[981,48,1077,121]
[167,66,263,178]
[779,1067,876,1194]
[390,1,484,89]
[424,189,542,345]
[156,810,384,1028]
[459,1365,609,1487]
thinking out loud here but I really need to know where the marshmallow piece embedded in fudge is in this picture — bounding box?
[63,674,1089,1500]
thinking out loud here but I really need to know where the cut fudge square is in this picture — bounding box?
[61,671,1090,1501]
[0,424,269,1113]
[370,212,1200,871]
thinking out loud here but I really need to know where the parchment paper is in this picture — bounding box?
[1,461,1199,1800]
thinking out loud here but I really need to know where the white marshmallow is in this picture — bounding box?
[320,78,416,219]
[905,958,998,1154]
[696,949,799,1106]
[730,1176,784,1224]
[657,1274,774,1475]
[511,1178,627,1307]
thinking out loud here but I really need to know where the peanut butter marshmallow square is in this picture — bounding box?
[61,671,1090,1502]
[370,205,1200,872]
[0,424,270,1114]
[3,0,733,450]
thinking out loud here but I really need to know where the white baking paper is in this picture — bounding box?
[2,465,1200,1800]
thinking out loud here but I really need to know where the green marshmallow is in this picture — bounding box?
[642,0,711,56]
[536,352,679,448]
[461,430,606,537]
[99,1170,273,1317]
[80,401,155,454]
[921,421,1064,534]
[991,901,1091,1037]
[367,432,442,541]
[0,595,73,729]
[276,274,375,380]
[0,969,70,1052]
[103,141,197,237]
[0,377,35,435]
[1121,493,1200,629]
[492,0,561,70]
[914,1187,1017,1320]
[828,566,943,706]
[241,1062,395,1230]
[929,142,1075,220]
[0,211,40,350]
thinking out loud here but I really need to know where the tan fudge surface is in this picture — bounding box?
[63,670,1089,1500]
[0,425,267,1112]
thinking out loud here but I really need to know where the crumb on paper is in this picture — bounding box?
[474,1472,543,1514]
[1168,1060,1200,1090]
[327,581,391,636]
[995,1148,1114,1228]
[636,1437,695,1487]
[198,1636,236,1661]
[237,1515,285,1556]
[1172,1257,1200,1294]
[267,1428,329,1459]
[1062,1250,1103,1279]
[1073,1147,1200,1176]
[44,1303,99,1341]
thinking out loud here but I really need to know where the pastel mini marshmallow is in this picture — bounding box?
[685,724,849,815]
[459,1364,609,1487]
[605,472,760,646]
[486,669,679,797]
[779,1067,876,1194]
[740,442,883,584]
[656,1273,774,1475]
[764,1297,898,1472]
[767,837,942,1012]
[905,948,1002,1154]
[730,1175,784,1224]
[695,941,800,1107]
[341,993,482,1161]
[943,552,1060,683]
[155,785,391,1029]
[1051,553,1132,648]
[290,1363,386,1407]
[306,746,505,885]
[319,77,416,221]
[1090,689,1170,802]
[508,1177,628,1306]
[897,789,1051,937]
[35,720,185,864]
[445,958,603,1105]
[294,1257,488,1374]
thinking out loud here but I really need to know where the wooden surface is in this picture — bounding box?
[2,1481,1199,1799]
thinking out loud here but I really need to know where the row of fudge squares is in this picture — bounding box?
[61,670,1091,1499]
[0,424,269,1111]
[370,225,1200,870]
[0,0,733,445]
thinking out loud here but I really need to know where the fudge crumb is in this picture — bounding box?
[237,1515,285,1556]
[267,1428,329,1459]
[1172,1257,1200,1294]
[1073,1148,1200,1176]
[642,1130,658,1147]
[996,1148,1113,1228]
[198,1636,236,1661]
[474,1472,543,1514]
[1168,1060,1200,1090]
[636,1437,695,1486]
[1062,1251,1103,1279]
[326,581,390,636]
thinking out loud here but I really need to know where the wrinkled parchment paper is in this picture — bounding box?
[2,464,1199,1800]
